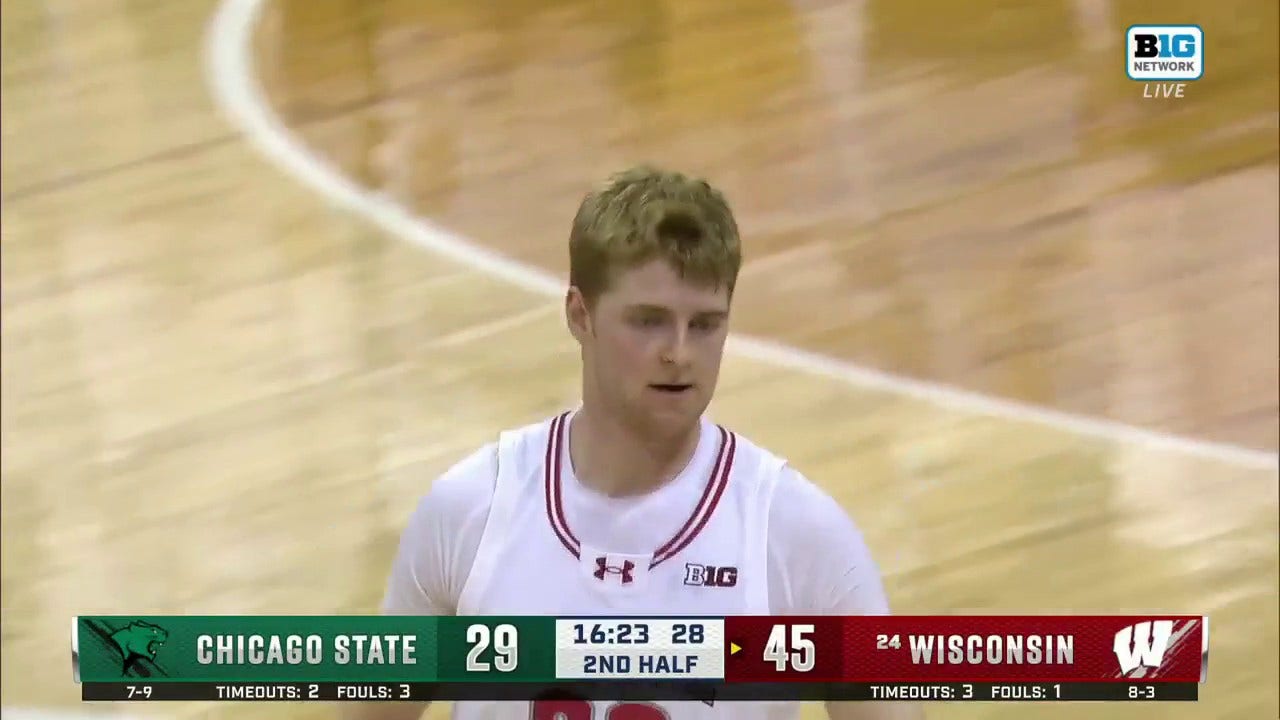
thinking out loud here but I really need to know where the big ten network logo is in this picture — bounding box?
[1126,25,1203,98]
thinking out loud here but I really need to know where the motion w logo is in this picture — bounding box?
[1113,620,1174,676]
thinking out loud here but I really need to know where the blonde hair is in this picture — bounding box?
[569,166,741,304]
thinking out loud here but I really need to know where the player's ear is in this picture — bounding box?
[565,286,592,342]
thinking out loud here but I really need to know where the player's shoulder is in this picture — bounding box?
[764,461,872,569]
[418,439,499,519]
[424,412,562,508]
[768,464,850,527]
[716,423,796,490]
[496,411,568,460]
[718,425,857,529]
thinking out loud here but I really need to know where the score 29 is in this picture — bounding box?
[465,623,519,672]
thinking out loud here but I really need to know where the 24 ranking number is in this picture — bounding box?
[876,633,901,651]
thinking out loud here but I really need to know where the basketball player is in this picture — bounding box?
[344,167,920,720]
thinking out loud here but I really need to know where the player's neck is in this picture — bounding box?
[567,406,702,499]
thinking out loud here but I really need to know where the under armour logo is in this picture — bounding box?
[594,556,635,584]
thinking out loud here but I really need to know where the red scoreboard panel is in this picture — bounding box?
[725,617,846,681]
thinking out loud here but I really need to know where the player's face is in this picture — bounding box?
[571,258,731,433]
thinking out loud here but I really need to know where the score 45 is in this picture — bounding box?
[764,624,816,672]
[727,619,840,680]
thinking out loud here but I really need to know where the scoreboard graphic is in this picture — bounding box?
[73,615,1209,703]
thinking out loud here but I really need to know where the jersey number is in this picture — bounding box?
[531,701,669,720]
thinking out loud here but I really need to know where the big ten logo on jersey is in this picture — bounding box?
[683,563,738,588]
[1126,25,1203,98]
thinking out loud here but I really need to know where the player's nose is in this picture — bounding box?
[660,330,693,367]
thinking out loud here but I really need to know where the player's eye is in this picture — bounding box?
[631,313,665,328]
[690,317,719,332]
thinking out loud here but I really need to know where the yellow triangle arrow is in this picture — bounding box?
[729,642,741,655]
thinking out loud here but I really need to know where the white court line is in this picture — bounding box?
[202,0,1278,472]
[431,304,560,348]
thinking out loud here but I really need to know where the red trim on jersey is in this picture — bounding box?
[651,429,735,568]
[652,425,728,559]
[543,412,579,558]
[542,413,736,567]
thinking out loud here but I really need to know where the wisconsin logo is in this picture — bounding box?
[1113,620,1173,676]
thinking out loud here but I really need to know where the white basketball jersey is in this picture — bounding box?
[453,410,800,720]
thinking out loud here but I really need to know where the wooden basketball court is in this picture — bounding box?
[2,0,1276,718]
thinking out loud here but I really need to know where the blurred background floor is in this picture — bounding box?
[1,0,1277,718]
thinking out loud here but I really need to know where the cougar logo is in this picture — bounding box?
[109,621,169,673]
[1114,621,1173,676]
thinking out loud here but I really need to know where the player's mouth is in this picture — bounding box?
[648,383,694,394]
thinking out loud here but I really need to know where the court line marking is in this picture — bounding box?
[203,0,1278,472]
